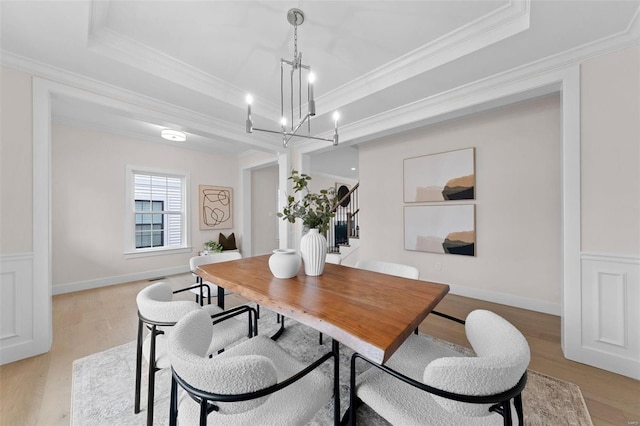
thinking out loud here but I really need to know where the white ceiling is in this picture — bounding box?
[2,0,639,178]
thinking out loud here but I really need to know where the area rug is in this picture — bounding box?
[71,308,592,425]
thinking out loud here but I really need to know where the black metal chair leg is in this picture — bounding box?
[217,285,225,309]
[146,326,158,426]
[271,316,285,340]
[134,317,143,414]
[349,354,358,425]
[332,339,340,426]
[169,374,178,426]
[197,276,204,306]
[253,308,258,337]
[502,400,513,426]
[199,400,208,426]
[514,393,524,425]
[319,332,323,345]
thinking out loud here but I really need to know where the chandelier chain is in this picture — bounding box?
[293,21,299,67]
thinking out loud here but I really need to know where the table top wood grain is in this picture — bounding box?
[196,255,450,364]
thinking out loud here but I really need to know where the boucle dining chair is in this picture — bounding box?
[349,309,530,425]
[135,281,256,426]
[355,258,419,279]
[354,258,461,332]
[167,309,336,426]
[189,251,242,306]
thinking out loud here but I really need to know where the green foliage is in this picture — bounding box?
[204,240,223,252]
[277,169,337,234]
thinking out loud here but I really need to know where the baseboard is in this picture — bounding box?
[447,283,561,316]
[51,265,191,295]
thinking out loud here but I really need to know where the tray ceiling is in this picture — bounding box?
[2,0,638,165]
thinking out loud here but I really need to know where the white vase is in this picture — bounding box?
[299,228,327,276]
[268,249,301,279]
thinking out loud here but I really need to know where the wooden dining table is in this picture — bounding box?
[197,254,450,365]
[196,254,449,424]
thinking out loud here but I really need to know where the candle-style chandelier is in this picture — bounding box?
[245,8,339,148]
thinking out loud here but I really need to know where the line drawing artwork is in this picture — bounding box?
[199,185,232,229]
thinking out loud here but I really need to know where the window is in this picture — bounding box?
[126,166,190,256]
[135,200,164,248]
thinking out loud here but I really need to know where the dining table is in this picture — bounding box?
[196,254,450,424]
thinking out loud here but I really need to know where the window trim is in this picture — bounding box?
[124,165,191,258]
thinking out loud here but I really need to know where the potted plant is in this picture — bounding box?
[278,170,337,233]
[203,240,223,253]
[277,170,337,276]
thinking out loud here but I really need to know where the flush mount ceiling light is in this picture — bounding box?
[161,129,186,142]
[245,8,340,148]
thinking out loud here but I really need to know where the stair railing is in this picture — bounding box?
[327,183,359,253]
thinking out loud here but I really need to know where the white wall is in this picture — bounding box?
[251,165,279,255]
[573,45,640,379]
[581,45,640,255]
[359,95,562,309]
[307,173,342,195]
[51,123,240,292]
[0,67,33,254]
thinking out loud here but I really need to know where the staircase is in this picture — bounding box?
[327,183,360,261]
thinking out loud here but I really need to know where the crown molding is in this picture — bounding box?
[87,0,282,121]
[316,0,531,115]
[51,116,239,156]
[1,50,280,154]
[85,0,530,123]
[4,0,638,158]
[298,9,639,152]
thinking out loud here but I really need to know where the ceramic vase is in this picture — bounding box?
[268,249,301,279]
[299,228,327,276]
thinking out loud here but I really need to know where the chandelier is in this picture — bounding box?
[245,8,339,148]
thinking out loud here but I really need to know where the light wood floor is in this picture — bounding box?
[1,273,638,425]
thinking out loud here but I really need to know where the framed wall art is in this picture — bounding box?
[403,148,475,202]
[404,204,475,256]
[199,185,233,230]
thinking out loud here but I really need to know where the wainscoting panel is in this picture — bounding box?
[581,253,640,379]
[0,253,35,364]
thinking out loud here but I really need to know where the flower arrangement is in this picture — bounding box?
[277,170,337,234]
[204,240,223,252]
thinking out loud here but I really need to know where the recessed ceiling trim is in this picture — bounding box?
[315,0,531,115]
[294,59,570,155]
[86,0,529,126]
[2,50,281,154]
[87,1,282,120]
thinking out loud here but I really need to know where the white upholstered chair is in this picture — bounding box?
[189,251,242,306]
[354,258,460,332]
[349,310,530,425]
[135,281,256,426]
[355,258,419,279]
[167,309,336,426]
